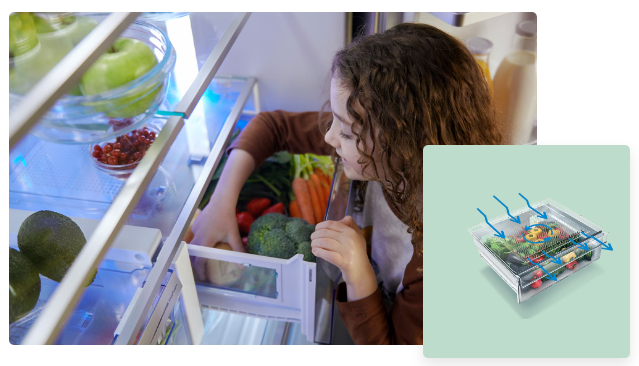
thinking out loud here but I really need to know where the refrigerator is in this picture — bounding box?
[9,12,356,345]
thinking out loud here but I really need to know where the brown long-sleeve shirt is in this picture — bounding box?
[227,110,423,345]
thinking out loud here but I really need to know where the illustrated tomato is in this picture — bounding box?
[533,270,543,279]
[527,255,545,263]
[531,280,542,289]
[566,260,577,270]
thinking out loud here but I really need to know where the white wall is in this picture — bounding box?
[189,12,346,113]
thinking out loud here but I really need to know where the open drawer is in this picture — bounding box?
[469,198,608,303]
[169,158,353,344]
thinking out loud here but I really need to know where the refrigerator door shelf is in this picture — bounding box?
[186,244,317,342]
[469,199,608,303]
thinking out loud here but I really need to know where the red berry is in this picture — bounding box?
[133,152,141,160]
[149,131,156,139]
[103,145,112,153]
[137,136,146,143]
[120,152,129,161]
[114,142,122,150]
[92,151,101,158]
[93,145,101,152]
[145,139,151,145]
[108,156,118,165]
[113,149,122,158]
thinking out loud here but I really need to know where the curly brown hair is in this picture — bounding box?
[320,22,502,262]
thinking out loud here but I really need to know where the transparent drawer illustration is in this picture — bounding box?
[469,199,607,303]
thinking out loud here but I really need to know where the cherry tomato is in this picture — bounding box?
[533,270,543,279]
[531,280,542,289]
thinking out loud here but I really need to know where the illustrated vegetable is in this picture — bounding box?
[247,214,316,262]
[262,202,285,216]
[246,198,271,217]
[533,270,543,279]
[530,227,542,236]
[236,212,255,236]
[561,252,577,263]
[525,233,537,242]
[566,260,577,270]
[548,229,560,237]
[531,280,542,289]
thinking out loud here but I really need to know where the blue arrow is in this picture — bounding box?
[518,193,548,219]
[477,208,505,239]
[542,250,562,265]
[568,237,589,251]
[581,231,613,251]
[524,223,554,236]
[527,258,558,281]
[522,232,551,244]
[493,196,521,224]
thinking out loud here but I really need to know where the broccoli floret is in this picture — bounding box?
[247,213,289,254]
[296,241,316,262]
[285,218,315,244]
[259,229,296,259]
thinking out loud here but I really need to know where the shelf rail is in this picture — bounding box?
[22,12,252,345]
[9,12,140,150]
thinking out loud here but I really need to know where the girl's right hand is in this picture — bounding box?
[190,206,245,281]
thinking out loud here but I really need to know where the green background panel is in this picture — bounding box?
[422,145,629,358]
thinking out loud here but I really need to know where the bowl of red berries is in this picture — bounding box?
[90,123,161,180]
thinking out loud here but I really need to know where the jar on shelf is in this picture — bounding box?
[465,37,494,92]
[493,20,537,145]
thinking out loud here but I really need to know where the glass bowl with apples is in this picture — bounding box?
[89,119,164,180]
[9,14,176,144]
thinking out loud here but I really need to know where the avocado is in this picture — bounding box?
[17,210,96,285]
[10,248,41,324]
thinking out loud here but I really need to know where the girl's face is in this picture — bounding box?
[325,77,376,181]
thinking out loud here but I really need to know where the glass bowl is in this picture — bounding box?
[10,17,176,144]
[89,120,162,180]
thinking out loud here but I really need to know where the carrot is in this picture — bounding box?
[310,174,325,213]
[289,200,302,218]
[307,178,323,223]
[293,177,315,225]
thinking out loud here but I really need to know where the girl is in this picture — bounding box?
[190,22,502,345]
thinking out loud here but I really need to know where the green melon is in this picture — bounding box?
[17,210,96,285]
[10,248,41,324]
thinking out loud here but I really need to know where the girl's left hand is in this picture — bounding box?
[311,216,378,302]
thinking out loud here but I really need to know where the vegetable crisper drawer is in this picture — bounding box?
[186,244,316,342]
[468,199,607,303]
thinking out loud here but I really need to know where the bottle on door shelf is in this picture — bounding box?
[465,37,494,92]
[493,20,537,145]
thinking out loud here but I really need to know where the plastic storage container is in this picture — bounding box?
[469,199,607,303]
[9,17,176,144]
[493,20,537,145]
[465,37,494,91]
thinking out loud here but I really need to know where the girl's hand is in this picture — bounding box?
[190,205,245,280]
[311,216,378,302]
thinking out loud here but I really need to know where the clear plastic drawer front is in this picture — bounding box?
[185,244,317,342]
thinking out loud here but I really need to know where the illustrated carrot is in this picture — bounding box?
[289,200,302,218]
[293,177,315,225]
[310,173,325,213]
[307,178,323,223]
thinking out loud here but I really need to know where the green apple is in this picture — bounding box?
[80,38,160,118]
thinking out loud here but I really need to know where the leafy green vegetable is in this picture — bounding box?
[198,129,293,210]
